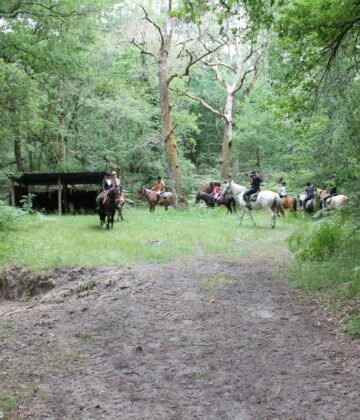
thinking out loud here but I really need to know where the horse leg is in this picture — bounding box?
[240,207,256,226]
[267,208,276,228]
[239,208,248,225]
[247,209,256,226]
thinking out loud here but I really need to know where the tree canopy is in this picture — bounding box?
[0,0,358,199]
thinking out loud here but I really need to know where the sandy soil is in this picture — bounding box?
[1,258,360,419]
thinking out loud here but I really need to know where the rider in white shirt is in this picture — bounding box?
[278,181,287,198]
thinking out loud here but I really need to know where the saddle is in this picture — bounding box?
[249,192,259,202]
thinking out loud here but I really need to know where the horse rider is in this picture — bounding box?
[102,172,115,191]
[111,170,122,191]
[321,174,338,208]
[243,171,262,207]
[96,172,114,211]
[213,182,222,203]
[153,176,165,200]
[278,181,287,198]
[303,181,315,211]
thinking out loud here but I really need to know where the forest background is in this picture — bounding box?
[1,0,359,200]
[0,0,360,334]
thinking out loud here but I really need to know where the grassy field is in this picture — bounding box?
[2,205,359,337]
[1,206,298,270]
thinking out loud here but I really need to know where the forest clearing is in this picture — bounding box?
[0,210,360,419]
[1,0,360,418]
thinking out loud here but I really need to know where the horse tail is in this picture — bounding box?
[293,197,297,212]
[274,195,285,217]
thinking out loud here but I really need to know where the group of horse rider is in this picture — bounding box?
[206,171,339,211]
[98,169,339,212]
[101,170,121,191]
[278,174,338,211]
[98,172,166,205]
[96,170,121,211]
[206,172,262,207]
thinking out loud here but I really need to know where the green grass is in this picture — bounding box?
[0,207,296,270]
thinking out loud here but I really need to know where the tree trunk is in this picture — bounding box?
[9,97,24,172]
[156,1,186,209]
[58,77,67,169]
[256,146,261,171]
[158,57,186,208]
[220,93,234,180]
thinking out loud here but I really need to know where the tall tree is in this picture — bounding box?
[176,9,263,179]
[130,1,223,206]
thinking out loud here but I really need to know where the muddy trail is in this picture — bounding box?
[1,258,360,419]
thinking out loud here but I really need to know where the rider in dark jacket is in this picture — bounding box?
[303,182,315,211]
[243,171,262,206]
[101,172,114,191]
[321,174,338,208]
[96,172,114,211]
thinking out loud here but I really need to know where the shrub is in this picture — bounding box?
[287,217,344,261]
[0,201,24,234]
[19,193,37,214]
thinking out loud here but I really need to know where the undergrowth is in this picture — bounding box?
[287,208,360,338]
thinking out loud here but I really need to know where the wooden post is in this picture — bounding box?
[57,176,62,215]
[10,182,16,206]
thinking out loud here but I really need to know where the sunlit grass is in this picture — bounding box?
[1,207,297,270]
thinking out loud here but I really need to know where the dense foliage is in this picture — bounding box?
[0,0,358,194]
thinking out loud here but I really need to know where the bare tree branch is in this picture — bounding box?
[131,39,156,59]
[173,88,223,118]
[0,1,87,19]
[140,5,164,49]
[202,60,228,89]
[169,41,225,84]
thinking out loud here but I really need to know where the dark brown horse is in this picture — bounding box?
[281,196,297,212]
[195,192,236,214]
[299,192,318,214]
[139,188,174,212]
[116,192,126,221]
[97,187,121,229]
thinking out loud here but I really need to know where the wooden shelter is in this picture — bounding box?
[10,172,105,215]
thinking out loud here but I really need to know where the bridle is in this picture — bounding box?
[223,180,232,196]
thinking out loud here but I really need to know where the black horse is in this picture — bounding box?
[97,187,121,229]
[195,192,236,214]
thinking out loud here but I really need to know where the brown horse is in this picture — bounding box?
[97,187,121,229]
[299,192,319,214]
[281,196,297,212]
[116,192,126,221]
[195,192,236,214]
[139,188,174,212]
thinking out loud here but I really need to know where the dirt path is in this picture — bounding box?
[1,258,360,419]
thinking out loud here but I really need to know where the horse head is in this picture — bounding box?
[223,180,232,196]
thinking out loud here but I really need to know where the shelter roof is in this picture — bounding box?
[12,172,105,186]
